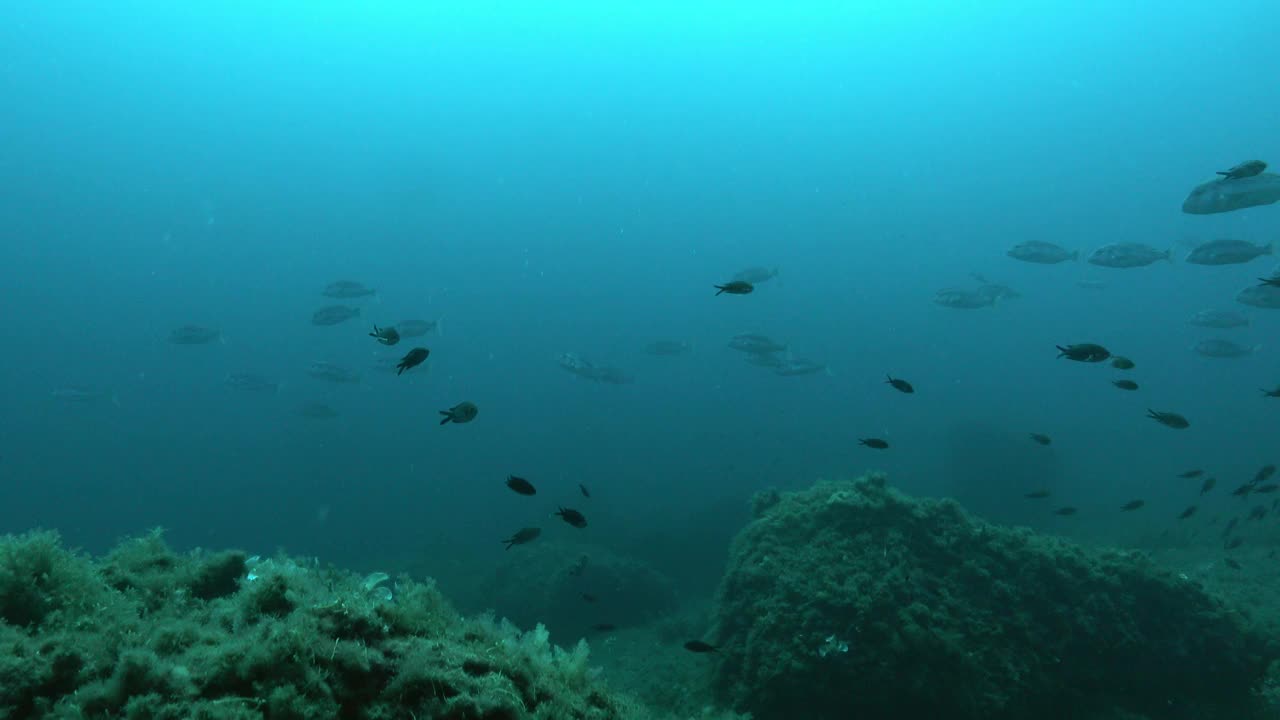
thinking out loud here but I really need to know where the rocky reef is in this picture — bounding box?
[0,529,656,719]
[708,474,1280,720]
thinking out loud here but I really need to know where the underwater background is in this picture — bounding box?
[2,2,1279,718]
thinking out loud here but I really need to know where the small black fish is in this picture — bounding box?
[1028,433,1052,446]
[1225,536,1244,550]
[714,281,754,296]
[579,483,591,499]
[369,324,401,346]
[439,401,478,425]
[1024,489,1051,499]
[581,593,598,603]
[1199,477,1217,495]
[684,640,719,654]
[1111,379,1139,391]
[556,507,588,529]
[1178,469,1204,478]
[1120,499,1145,511]
[506,475,537,496]
[1147,409,1189,429]
[1111,356,1135,370]
[1247,505,1268,521]
[1254,483,1279,494]
[1232,484,1253,498]
[885,375,914,394]
[591,624,617,633]
[1262,386,1280,398]
[502,527,541,550]
[1054,506,1078,516]
[1223,517,1239,536]
[1223,558,1243,570]
[395,347,429,375]
[859,438,890,449]
[1056,343,1110,362]
[1177,505,1198,520]
[1252,464,1276,485]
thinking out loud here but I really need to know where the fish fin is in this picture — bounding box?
[439,411,452,424]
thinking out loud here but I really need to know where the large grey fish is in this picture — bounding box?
[1188,309,1250,329]
[311,305,361,326]
[558,353,633,384]
[1236,284,1280,309]
[322,281,376,299]
[773,358,829,377]
[1194,339,1259,358]
[732,266,780,284]
[933,288,995,309]
[1183,173,1280,215]
[1087,243,1170,268]
[1007,241,1077,264]
[396,319,440,337]
[307,361,361,383]
[169,325,221,344]
[225,372,279,394]
[1184,239,1273,266]
[728,334,787,354]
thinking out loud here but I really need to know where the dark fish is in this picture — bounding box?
[1236,284,1280,309]
[1253,464,1276,485]
[1056,343,1110,362]
[859,438,889,449]
[684,640,719,653]
[1184,239,1273,266]
[1024,489,1051,499]
[311,305,361,326]
[1120,499,1145,511]
[1200,477,1217,495]
[1178,469,1204,478]
[1006,240,1078,264]
[1222,518,1239,537]
[1054,506,1078,516]
[1254,483,1279,494]
[502,527,541,550]
[1259,273,1280,287]
[439,401,478,425]
[1147,409,1190,429]
[505,476,536,496]
[1086,243,1170,268]
[1223,558,1243,570]
[1028,433,1052,446]
[581,593,598,603]
[1232,484,1253,498]
[714,281,754,296]
[732,266,780,284]
[1225,536,1244,550]
[591,624,617,633]
[168,324,221,345]
[369,325,400,346]
[556,507,588,529]
[1263,386,1280,398]
[1247,505,1268,521]
[579,483,591,498]
[1177,505,1198,520]
[1111,356,1135,370]
[885,375,914,394]
[1112,380,1139,391]
[396,347,429,375]
[322,281,376,299]
[1216,160,1267,180]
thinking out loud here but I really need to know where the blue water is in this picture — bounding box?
[1,1,1276,596]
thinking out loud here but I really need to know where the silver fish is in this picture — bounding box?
[1007,241,1078,264]
[1193,339,1259,358]
[1183,173,1280,215]
[311,305,361,326]
[396,319,440,337]
[1184,239,1273,266]
[225,373,279,394]
[732,266,780,284]
[933,288,996,309]
[322,281,376,299]
[307,361,361,383]
[1236,284,1280,309]
[773,359,829,377]
[1087,243,1170,268]
[558,353,632,384]
[728,334,787,354]
[1187,309,1250,329]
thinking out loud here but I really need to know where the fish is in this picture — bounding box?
[773,359,829,377]
[395,347,430,375]
[1223,558,1243,570]
[1232,484,1254,498]
[1029,433,1052,446]
[1236,284,1280,309]
[1006,241,1078,264]
[932,288,997,309]
[743,353,788,369]
[1177,505,1198,520]
[1056,343,1110,362]
[684,641,719,653]
[1259,272,1280,287]
[1225,536,1244,550]
[1264,386,1280,398]
[1086,243,1170,268]
[1185,239,1273,266]
[1054,506,1078,516]
[502,527,541,550]
[1024,490,1051,499]
[1111,356,1135,370]
[439,401,478,425]
[168,325,221,345]
[1111,380,1139,391]
[581,593,598,603]
[1248,505,1268,521]
[732,266,780,284]
[1193,339,1259,358]
[1216,160,1267,180]
[1147,409,1190,429]
[307,361,361,384]
[859,438,889,449]
[644,340,692,356]
[396,319,440,338]
[51,386,119,406]
[1253,464,1276,485]
[579,483,591,499]
[321,281,376,299]
[1187,309,1250,329]
[714,281,754,296]
[1254,483,1279,494]
[885,375,914,393]
[555,507,588,528]
[728,335,788,354]
[1200,477,1217,495]
[1183,172,1280,214]
[1177,469,1204,478]
[297,402,338,419]
[224,372,279,394]
[505,476,536,496]
[558,353,633,384]
[369,325,400,346]
[311,305,361,326]
[1120,499,1145,511]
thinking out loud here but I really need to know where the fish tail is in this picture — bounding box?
[439,412,452,425]
[715,286,725,295]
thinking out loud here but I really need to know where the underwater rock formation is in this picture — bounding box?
[708,474,1279,720]
[0,529,654,719]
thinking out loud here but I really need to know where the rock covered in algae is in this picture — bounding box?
[0,529,661,719]
[707,474,1279,720]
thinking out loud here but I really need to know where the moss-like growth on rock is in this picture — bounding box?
[709,474,1280,720]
